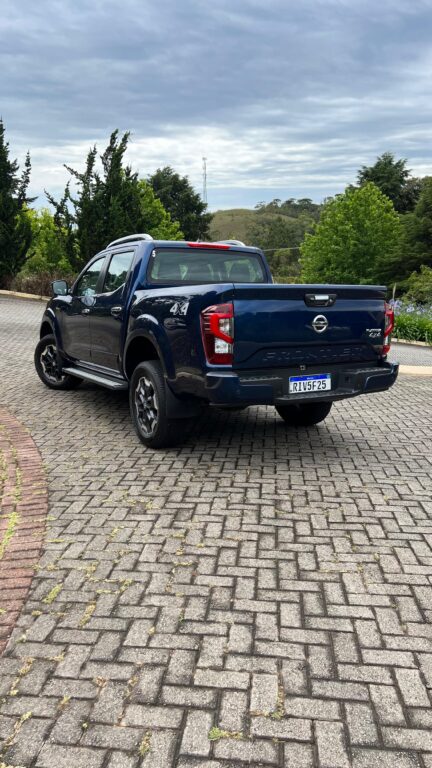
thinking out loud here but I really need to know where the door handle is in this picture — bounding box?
[111,306,122,318]
[81,308,91,314]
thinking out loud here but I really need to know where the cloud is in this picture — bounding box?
[2,0,432,208]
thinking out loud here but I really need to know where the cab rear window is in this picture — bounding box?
[148,248,265,284]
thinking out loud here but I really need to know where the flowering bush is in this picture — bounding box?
[391,300,432,344]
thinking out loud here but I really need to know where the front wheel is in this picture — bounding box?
[276,401,332,427]
[130,361,189,449]
[34,335,82,390]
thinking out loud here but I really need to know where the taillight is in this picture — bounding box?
[201,303,234,364]
[383,301,394,356]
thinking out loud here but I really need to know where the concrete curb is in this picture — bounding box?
[393,338,431,348]
[0,289,49,302]
[399,365,432,376]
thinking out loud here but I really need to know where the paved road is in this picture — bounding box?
[1,295,432,768]
[390,342,432,367]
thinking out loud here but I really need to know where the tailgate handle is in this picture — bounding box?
[304,293,337,308]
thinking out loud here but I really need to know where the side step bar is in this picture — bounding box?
[63,367,128,391]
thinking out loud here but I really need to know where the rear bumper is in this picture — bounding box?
[204,361,399,406]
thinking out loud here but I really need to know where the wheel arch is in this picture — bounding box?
[40,319,54,339]
[124,333,164,380]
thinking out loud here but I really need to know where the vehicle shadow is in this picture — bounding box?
[77,382,351,464]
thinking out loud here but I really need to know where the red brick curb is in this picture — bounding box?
[0,409,48,655]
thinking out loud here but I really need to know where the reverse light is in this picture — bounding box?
[383,301,394,356]
[201,303,234,364]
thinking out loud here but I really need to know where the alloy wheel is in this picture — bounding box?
[134,376,159,437]
[40,343,66,385]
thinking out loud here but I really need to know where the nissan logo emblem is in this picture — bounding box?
[312,314,328,333]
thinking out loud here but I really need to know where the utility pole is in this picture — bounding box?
[202,157,207,205]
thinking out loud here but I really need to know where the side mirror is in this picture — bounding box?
[52,280,69,296]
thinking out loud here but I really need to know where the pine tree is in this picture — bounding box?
[358,152,422,213]
[48,131,182,269]
[0,120,33,285]
[399,177,432,281]
[149,166,212,240]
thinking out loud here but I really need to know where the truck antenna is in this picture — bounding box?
[202,157,207,206]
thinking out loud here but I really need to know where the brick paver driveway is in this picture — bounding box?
[1,295,432,768]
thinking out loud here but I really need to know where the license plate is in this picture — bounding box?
[289,373,331,394]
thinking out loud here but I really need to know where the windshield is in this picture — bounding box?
[148,248,266,284]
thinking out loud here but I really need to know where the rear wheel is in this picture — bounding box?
[276,401,332,426]
[35,334,82,390]
[130,361,190,449]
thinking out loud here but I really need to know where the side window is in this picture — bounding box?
[75,257,105,297]
[102,251,134,294]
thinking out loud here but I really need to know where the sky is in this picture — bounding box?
[1,0,432,211]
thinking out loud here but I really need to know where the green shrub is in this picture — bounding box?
[405,265,432,304]
[394,312,432,343]
[11,270,76,297]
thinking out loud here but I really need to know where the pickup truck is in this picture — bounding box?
[35,234,398,448]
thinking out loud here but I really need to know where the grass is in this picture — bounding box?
[208,726,243,741]
[0,510,19,561]
[139,731,152,757]
[0,459,22,562]
[79,602,96,627]
[0,712,32,758]
[43,583,63,604]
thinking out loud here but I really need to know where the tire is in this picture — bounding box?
[130,361,189,449]
[276,401,332,427]
[34,334,82,390]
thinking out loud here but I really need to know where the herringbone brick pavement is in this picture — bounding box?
[0,295,431,768]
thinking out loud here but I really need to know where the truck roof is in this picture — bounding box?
[106,233,261,252]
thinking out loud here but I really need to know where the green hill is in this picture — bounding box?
[210,208,258,244]
[209,201,322,282]
[209,208,290,245]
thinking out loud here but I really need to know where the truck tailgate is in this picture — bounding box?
[232,284,387,369]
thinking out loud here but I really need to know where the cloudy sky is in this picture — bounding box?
[2,0,432,210]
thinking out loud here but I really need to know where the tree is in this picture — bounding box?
[267,248,301,283]
[48,131,183,270]
[300,183,402,285]
[137,181,183,240]
[405,265,432,304]
[247,202,319,280]
[21,208,72,275]
[0,120,33,286]
[248,215,305,255]
[148,166,212,240]
[399,176,432,279]
[357,152,421,213]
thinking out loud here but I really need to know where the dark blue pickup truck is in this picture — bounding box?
[35,234,398,448]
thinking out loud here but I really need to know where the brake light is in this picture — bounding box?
[201,303,234,364]
[383,301,394,356]
[187,242,231,249]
